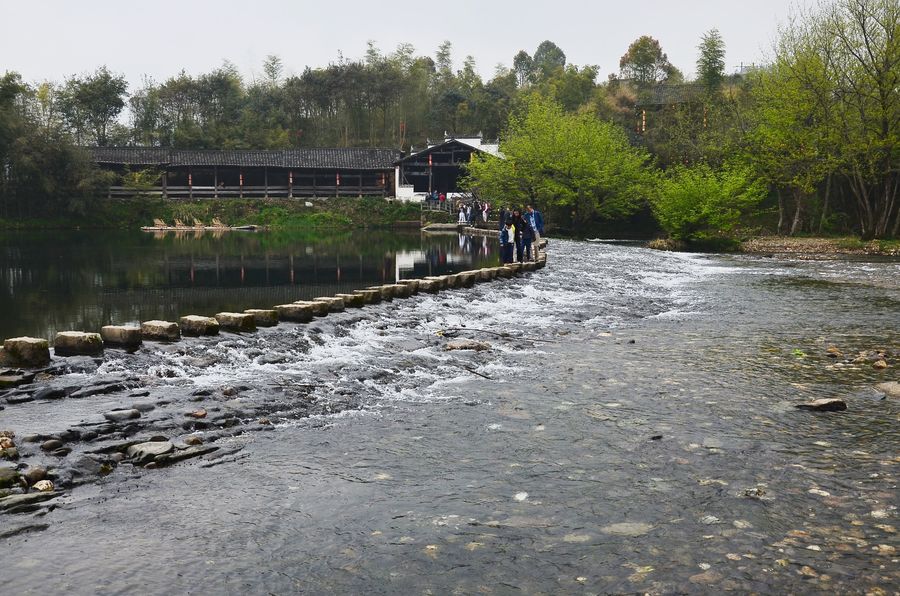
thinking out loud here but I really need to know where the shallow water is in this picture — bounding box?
[1,239,898,594]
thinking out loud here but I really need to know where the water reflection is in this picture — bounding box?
[0,229,498,339]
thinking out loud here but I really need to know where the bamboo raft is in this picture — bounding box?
[141,218,260,232]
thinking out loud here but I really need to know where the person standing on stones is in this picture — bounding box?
[497,206,508,231]
[520,215,535,261]
[525,204,544,259]
[500,221,514,263]
[511,209,527,263]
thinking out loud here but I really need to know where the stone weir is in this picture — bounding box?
[0,242,549,509]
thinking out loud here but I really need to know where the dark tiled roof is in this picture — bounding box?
[88,147,401,170]
[283,148,401,170]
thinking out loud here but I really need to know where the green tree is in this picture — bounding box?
[619,36,680,87]
[652,162,766,241]
[696,29,726,93]
[59,66,128,146]
[466,95,655,232]
[532,40,567,81]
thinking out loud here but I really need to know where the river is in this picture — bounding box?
[0,229,499,339]
[1,237,898,594]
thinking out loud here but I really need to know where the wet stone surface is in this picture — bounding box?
[0,239,898,594]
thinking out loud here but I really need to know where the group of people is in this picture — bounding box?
[457,199,490,225]
[498,205,544,264]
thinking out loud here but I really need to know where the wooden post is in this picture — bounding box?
[312,169,317,197]
[289,170,293,199]
[214,166,218,199]
[336,171,340,198]
[264,166,269,198]
[239,169,244,199]
[188,167,193,200]
[162,171,168,199]
[358,173,362,198]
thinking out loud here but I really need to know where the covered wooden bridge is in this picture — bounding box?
[91,147,401,199]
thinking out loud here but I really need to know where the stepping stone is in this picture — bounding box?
[141,320,180,342]
[0,337,50,368]
[313,297,345,312]
[101,325,142,349]
[54,331,103,356]
[292,300,329,316]
[353,289,382,304]
[243,309,279,327]
[214,312,257,332]
[334,294,366,308]
[274,304,315,323]
[179,316,220,337]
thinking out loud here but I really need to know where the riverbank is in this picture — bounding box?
[740,236,900,256]
[0,197,424,231]
[648,235,900,256]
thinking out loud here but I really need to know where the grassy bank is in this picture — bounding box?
[0,197,424,231]
[648,235,900,256]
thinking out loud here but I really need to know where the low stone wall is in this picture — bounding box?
[0,249,549,371]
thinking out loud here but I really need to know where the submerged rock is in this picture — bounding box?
[103,409,141,422]
[600,522,654,537]
[795,398,847,412]
[875,381,900,398]
[127,440,174,465]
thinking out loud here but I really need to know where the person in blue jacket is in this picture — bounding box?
[525,204,544,258]
[499,222,514,264]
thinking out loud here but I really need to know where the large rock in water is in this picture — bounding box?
[0,466,19,489]
[795,398,847,412]
[104,408,141,422]
[274,303,315,323]
[141,320,181,342]
[179,315,220,337]
[100,325,142,349]
[126,440,174,465]
[0,337,51,368]
[54,331,103,356]
[214,312,257,332]
[243,309,279,327]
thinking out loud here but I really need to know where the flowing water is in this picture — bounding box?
[1,238,898,594]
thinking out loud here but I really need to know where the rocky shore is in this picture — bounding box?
[741,236,900,257]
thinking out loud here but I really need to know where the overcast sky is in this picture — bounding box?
[2,0,813,87]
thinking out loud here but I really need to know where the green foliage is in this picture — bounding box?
[652,163,766,241]
[466,95,655,232]
[619,36,681,87]
[696,30,726,92]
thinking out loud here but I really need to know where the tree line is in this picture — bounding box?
[1,0,897,239]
